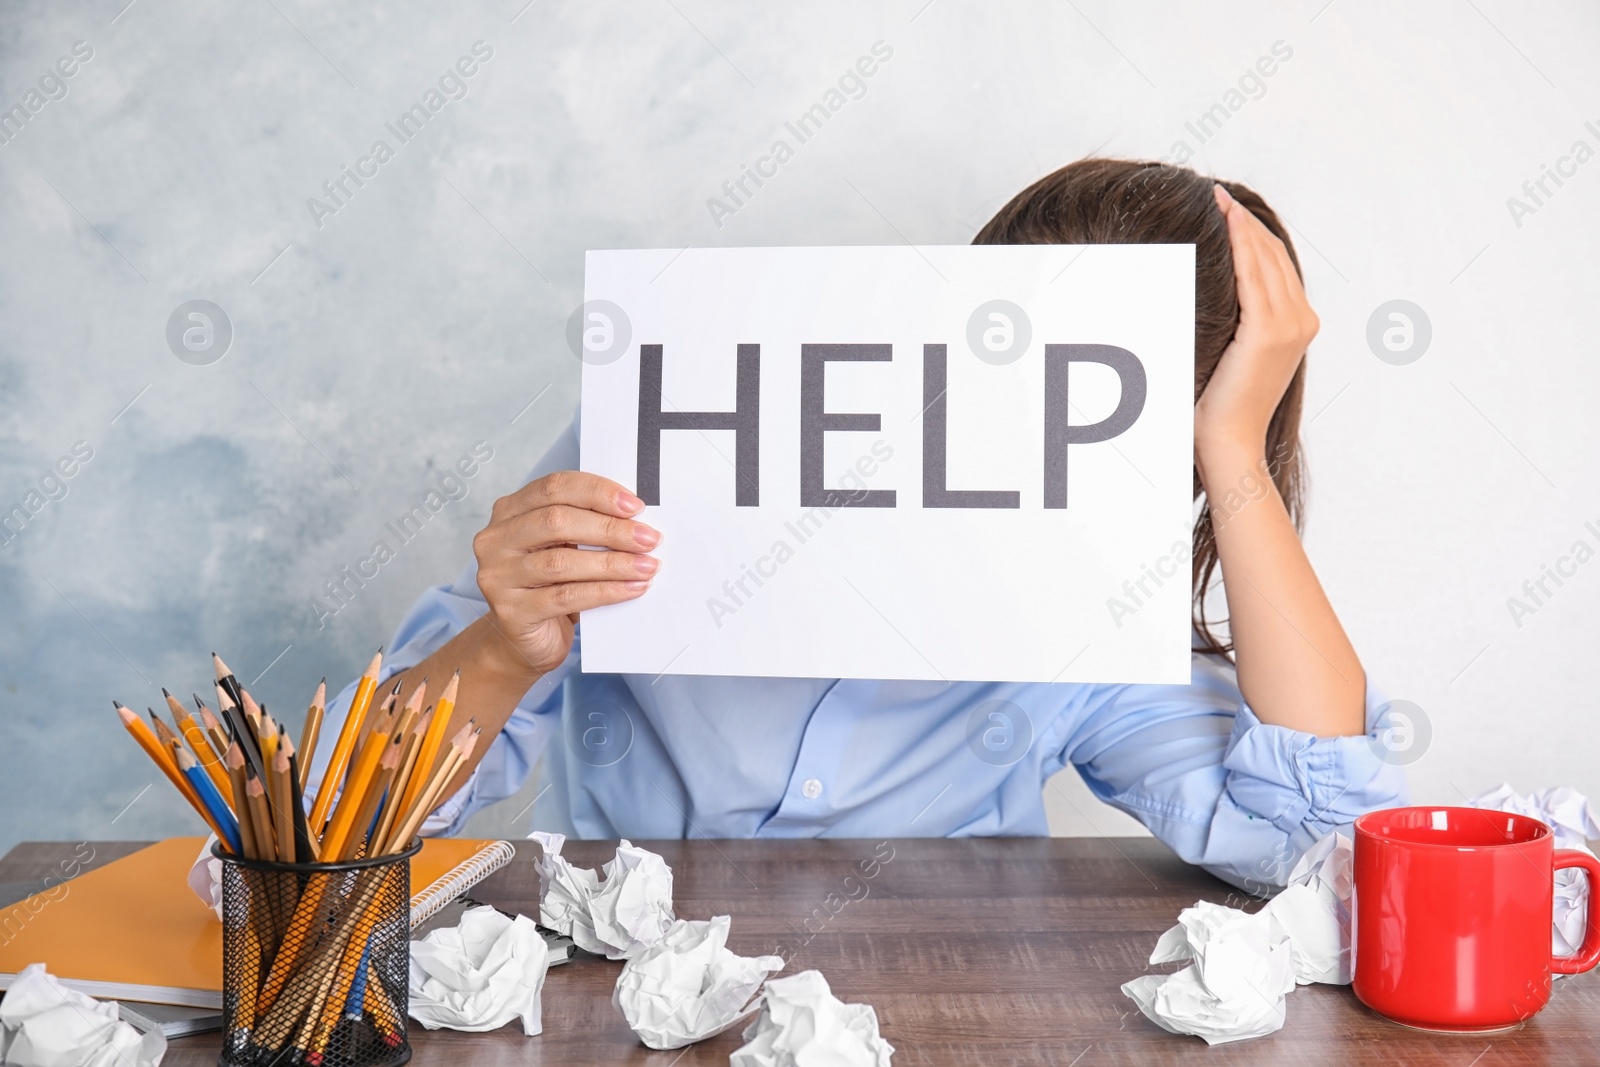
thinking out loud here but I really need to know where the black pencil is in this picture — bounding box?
[212,652,247,710]
[284,736,316,863]
[222,691,269,787]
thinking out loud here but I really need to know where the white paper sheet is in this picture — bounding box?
[408,905,552,1035]
[613,916,783,1050]
[0,963,166,1067]
[580,244,1197,684]
[529,831,675,959]
[729,970,894,1067]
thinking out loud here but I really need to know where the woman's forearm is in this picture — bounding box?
[1198,441,1365,737]
[383,615,543,790]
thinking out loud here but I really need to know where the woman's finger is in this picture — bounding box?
[525,579,652,619]
[1216,186,1271,317]
[518,546,660,588]
[493,470,645,524]
[498,503,661,554]
[1217,185,1292,313]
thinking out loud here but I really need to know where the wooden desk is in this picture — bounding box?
[3,838,1596,1065]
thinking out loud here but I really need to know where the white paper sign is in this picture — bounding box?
[579,245,1194,684]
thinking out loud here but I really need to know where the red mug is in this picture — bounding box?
[1353,805,1600,1031]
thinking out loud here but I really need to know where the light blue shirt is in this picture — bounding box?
[318,416,1406,890]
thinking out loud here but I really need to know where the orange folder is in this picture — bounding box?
[0,836,513,1008]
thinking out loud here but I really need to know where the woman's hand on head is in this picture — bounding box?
[472,471,660,679]
[1194,183,1319,462]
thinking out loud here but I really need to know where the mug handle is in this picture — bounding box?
[1551,849,1600,975]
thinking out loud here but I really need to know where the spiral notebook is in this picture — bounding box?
[0,836,515,1009]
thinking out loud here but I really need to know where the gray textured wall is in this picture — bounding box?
[3,0,1598,854]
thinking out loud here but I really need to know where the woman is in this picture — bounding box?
[314,159,1405,891]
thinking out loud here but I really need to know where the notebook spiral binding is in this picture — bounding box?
[407,840,516,930]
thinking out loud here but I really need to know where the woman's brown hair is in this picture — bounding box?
[972,158,1307,657]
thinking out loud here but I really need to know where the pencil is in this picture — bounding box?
[372,708,427,854]
[169,697,232,801]
[349,734,402,860]
[240,689,265,736]
[297,679,326,791]
[307,650,381,833]
[298,867,390,1043]
[147,708,183,752]
[314,897,385,1055]
[178,747,243,854]
[212,652,245,710]
[167,687,225,763]
[115,704,211,826]
[245,769,277,862]
[386,722,478,852]
[196,696,232,757]
[270,745,295,864]
[320,709,392,861]
[259,710,279,767]
[225,742,258,860]
[281,736,318,863]
[221,685,269,788]
[398,671,456,819]
[236,914,262,1032]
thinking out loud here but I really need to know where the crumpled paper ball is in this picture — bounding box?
[1280,830,1354,984]
[185,835,223,920]
[1124,900,1297,1045]
[729,970,894,1067]
[408,905,552,1035]
[0,963,167,1067]
[528,831,674,959]
[1469,784,1600,961]
[1120,829,1361,1044]
[613,916,784,1050]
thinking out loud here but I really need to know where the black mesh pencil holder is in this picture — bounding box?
[214,840,421,1067]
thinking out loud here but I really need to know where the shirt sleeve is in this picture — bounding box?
[1061,652,1408,892]
[306,414,583,836]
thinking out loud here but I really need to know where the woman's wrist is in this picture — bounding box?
[466,615,546,686]
[1194,427,1267,487]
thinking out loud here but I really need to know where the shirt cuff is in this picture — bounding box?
[1220,695,1410,843]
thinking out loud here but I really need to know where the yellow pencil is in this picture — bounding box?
[307,650,381,832]
[398,671,457,819]
[373,707,428,854]
[116,704,211,824]
[341,735,401,860]
[168,697,232,802]
[297,679,326,791]
[320,708,392,860]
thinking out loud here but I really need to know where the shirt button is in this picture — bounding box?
[801,778,823,800]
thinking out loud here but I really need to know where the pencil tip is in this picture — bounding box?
[161,687,171,698]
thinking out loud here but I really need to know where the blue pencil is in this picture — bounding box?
[343,939,372,1020]
[177,747,244,855]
